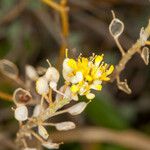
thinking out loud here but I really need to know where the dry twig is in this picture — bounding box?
[50,127,150,150]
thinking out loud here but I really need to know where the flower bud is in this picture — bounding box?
[55,121,75,131]
[42,142,59,149]
[33,105,41,117]
[24,148,37,150]
[45,67,60,82]
[25,65,38,81]
[86,93,95,100]
[15,105,28,121]
[38,125,49,140]
[36,77,49,95]
[68,102,88,115]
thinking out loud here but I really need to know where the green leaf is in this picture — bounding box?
[85,92,129,130]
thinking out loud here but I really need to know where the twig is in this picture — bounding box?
[0,0,27,26]
[42,0,69,68]
[50,127,150,150]
[0,91,12,102]
[111,20,150,81]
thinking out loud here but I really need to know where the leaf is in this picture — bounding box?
[117,79,132,94]
[141,47,149,65]
[85,94,129,129]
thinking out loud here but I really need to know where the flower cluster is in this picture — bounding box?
[63,53,114,100]
[0,52,114,150]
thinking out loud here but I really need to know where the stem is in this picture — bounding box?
[145,40,150,45]
[50,127,150,150]
[42,0,64,12]
[114,38,125,56]
[0,91,12,102]
[111,20,150,81]
[31,131,45,143]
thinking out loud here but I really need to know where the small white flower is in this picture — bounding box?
[33,105,42,117]
[25,65,38,81]
[64,86,72,98]
[42,141,59,149]
[68,102,88,115]
[55,121,75,131]
[38,125,49,140]
[45,67,60,82]
[71,71,83,84]
[36,77,49,95]
[63,58,73,73]
[15,105,28,121]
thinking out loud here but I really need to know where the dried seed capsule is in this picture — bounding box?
[109,18,124,38]
[141,47,149,65]
[13,88,32,106]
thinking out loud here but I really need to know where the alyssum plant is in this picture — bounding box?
[0,13,150,150]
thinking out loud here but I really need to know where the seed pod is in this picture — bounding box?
[42,142,59,149]
[109,18,124,38]
[0,59,18,79]
[141,47,149,65]
[13,88,32,106]
[117,79,132,94]
[25,65,38,81]
[140,27,148,46]
[36,77,49,95]
[55,121,75,131]
[68,102,88,115]
[38,125,49,140]
[15,105,28,121]
[45,67,60,82]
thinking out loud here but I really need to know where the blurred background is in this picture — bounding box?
[0,0,150,150]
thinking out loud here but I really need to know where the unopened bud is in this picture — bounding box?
[68,102,88,115]
[55,121,75,131]
[38,125,49,140]
[25,65,38,81]
[15,105,28,121]
[36,77,49,95]
[42,142,60,149]
[33,105,41,117]
[45,67,60,83]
